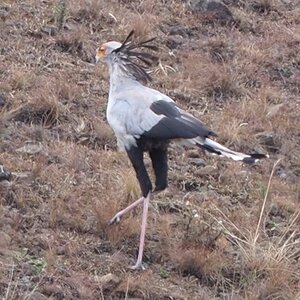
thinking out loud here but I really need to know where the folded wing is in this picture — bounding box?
[137,99,217,140]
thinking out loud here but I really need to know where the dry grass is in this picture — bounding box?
[0,0,299,299]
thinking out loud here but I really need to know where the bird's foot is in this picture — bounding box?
[109,213,122,225]
[129,261,146,271]
[109,197,145,225]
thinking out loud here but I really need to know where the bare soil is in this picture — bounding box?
[0,0,299,299]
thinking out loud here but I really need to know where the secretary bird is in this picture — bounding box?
[95,30,267,270]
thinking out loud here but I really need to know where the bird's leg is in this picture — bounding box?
[130,192,150,270]
[149,147,168,192]
[125,146,153,269]
[109,196,144,225]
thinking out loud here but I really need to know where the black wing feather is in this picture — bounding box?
[143,100,217,140]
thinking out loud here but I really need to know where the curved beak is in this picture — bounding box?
[95,54,101,65]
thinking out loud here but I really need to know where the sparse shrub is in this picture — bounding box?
[207,39,235,63]
[53,0,67,30]
[54,30,85,55]
[250,0,280,14]
[171,247,226,286]
[12,90,68,126]
[9,70,36,91]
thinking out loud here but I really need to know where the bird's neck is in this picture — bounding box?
[108,63,133,91]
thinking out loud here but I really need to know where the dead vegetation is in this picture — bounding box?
[0,0,299,299]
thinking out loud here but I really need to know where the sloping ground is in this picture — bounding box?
[0,0,299,299]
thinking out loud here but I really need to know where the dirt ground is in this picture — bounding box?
[0,0,299,299]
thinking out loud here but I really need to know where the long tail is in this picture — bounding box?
[187,137,268,164]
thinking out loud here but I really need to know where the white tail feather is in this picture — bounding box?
[182,137,268,163]
[203,138,250,161]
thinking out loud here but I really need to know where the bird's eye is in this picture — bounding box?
[99,46,106,55]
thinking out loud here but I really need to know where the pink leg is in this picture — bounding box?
[130,192,150,270]
[109,196,144,225]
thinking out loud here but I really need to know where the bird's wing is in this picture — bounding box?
[110,87,267,164]
[142,99,216,139]
[111,87,216,142]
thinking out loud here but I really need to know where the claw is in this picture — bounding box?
[129,262,146,271]
[109,213,122,225]
[108,197,144,226]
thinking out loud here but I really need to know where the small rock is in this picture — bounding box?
[11,171,31,178]
[25,292,47,300]
[189,0,235,24]
[215,235,230,249]
[56,245,67,255]
[16,142,43,155]
[194,165,216,176]
[166,35,184,50]
[276,169,299,183]
[0,180,12,189]
[41,25,58,36]
[0,165,11,181]
[41,284,64,298]
[0,8,9,21]
[98,273,120,290]
[160,23,191,39]
[189,0,227,12]
[255,132,281,153]
[0,93,6,107]
[168,24,189,37]
[186,149,202,158]
[189,158,206,166]
[0,231,11,247]
[28,29,43,39]
[266,103,284,118]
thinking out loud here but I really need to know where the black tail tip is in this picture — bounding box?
[243,153,269,164]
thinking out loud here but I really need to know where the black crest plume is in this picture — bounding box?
[113,30,159,84]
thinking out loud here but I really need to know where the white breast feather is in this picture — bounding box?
[107,86,166,150]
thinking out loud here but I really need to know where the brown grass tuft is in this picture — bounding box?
[54,28,86,57]
[171,247,226,285]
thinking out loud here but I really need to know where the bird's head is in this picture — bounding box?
[95,31,158,84]
[95,41,122,64]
